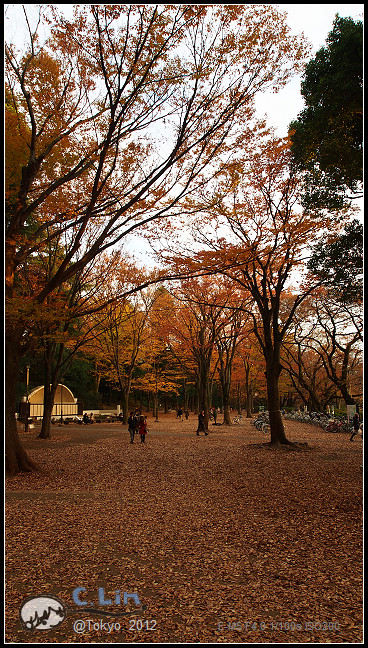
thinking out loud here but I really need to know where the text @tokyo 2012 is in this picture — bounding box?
[217,620,340,633]
[73,619,157,634]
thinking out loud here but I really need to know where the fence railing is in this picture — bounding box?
[30,403,79,418]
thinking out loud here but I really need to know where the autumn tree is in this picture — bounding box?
[145,288,196,415]
[282,342,328,412]
[37,281,88,439]
[286,218,363,410]
[165,277,237,432]
[16,247,138,439]
[90,286,158,423]
[135,340,182,421]
[32,245,104,438]
[215,302,251,425]
[235,335,266,417]
[142,288,190,418]
[302,293,363,407]
[5,4,309,473]
[184,137,332,445]
[281,298,338,411]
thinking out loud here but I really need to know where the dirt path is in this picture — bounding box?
[5,415,363,643]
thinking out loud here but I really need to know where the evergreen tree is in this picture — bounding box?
[307,219,363,304]
[289,15,363,211]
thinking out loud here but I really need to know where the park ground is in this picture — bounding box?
[5,414,363,643]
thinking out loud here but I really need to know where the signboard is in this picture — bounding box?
[346,404,356,423]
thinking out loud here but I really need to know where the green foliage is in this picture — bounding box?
[289,15,363,211]
[307,219,363,303]
[63,355,100,409]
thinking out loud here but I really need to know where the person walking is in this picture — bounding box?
[211,406,217,425]
[350,412,361,441]
[177,407,183,421]
[196,410,208,436]
[128,411,136,444]
[138,415,148,443]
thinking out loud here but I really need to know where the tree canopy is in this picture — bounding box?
[5,4,310,473]
[307,219,363,304]
[289,15,363,211]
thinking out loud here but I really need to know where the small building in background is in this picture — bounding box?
[24,384,79,419]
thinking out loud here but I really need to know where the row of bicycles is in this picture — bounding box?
[250,409,359,434]
[282,409,354,433]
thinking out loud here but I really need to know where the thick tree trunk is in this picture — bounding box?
[220,381,232,425]
[118,373,132,425]
[39,339,73,437]
[39,347,58,438]
[266,360,292,446]
[223,403,231,425]
[39,401,53,439]
[197,363,210,432]
[243,362,253,417]
[338,379,356,407]
[38,385,57,438]
[246,388,252,418]
[218,359,232,425]
[153,391,159,420]
[237,383,242,415]
[309,394,323,412]
[122,390,129,424]
[5,335,41,474]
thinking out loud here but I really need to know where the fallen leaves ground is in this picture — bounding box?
[5,414,363,643]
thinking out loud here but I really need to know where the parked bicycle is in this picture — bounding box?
[251,411,270,433]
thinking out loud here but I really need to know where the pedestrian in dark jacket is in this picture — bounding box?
[196,410,208,436]
[350,412,361,441]
[128,412,136,443]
